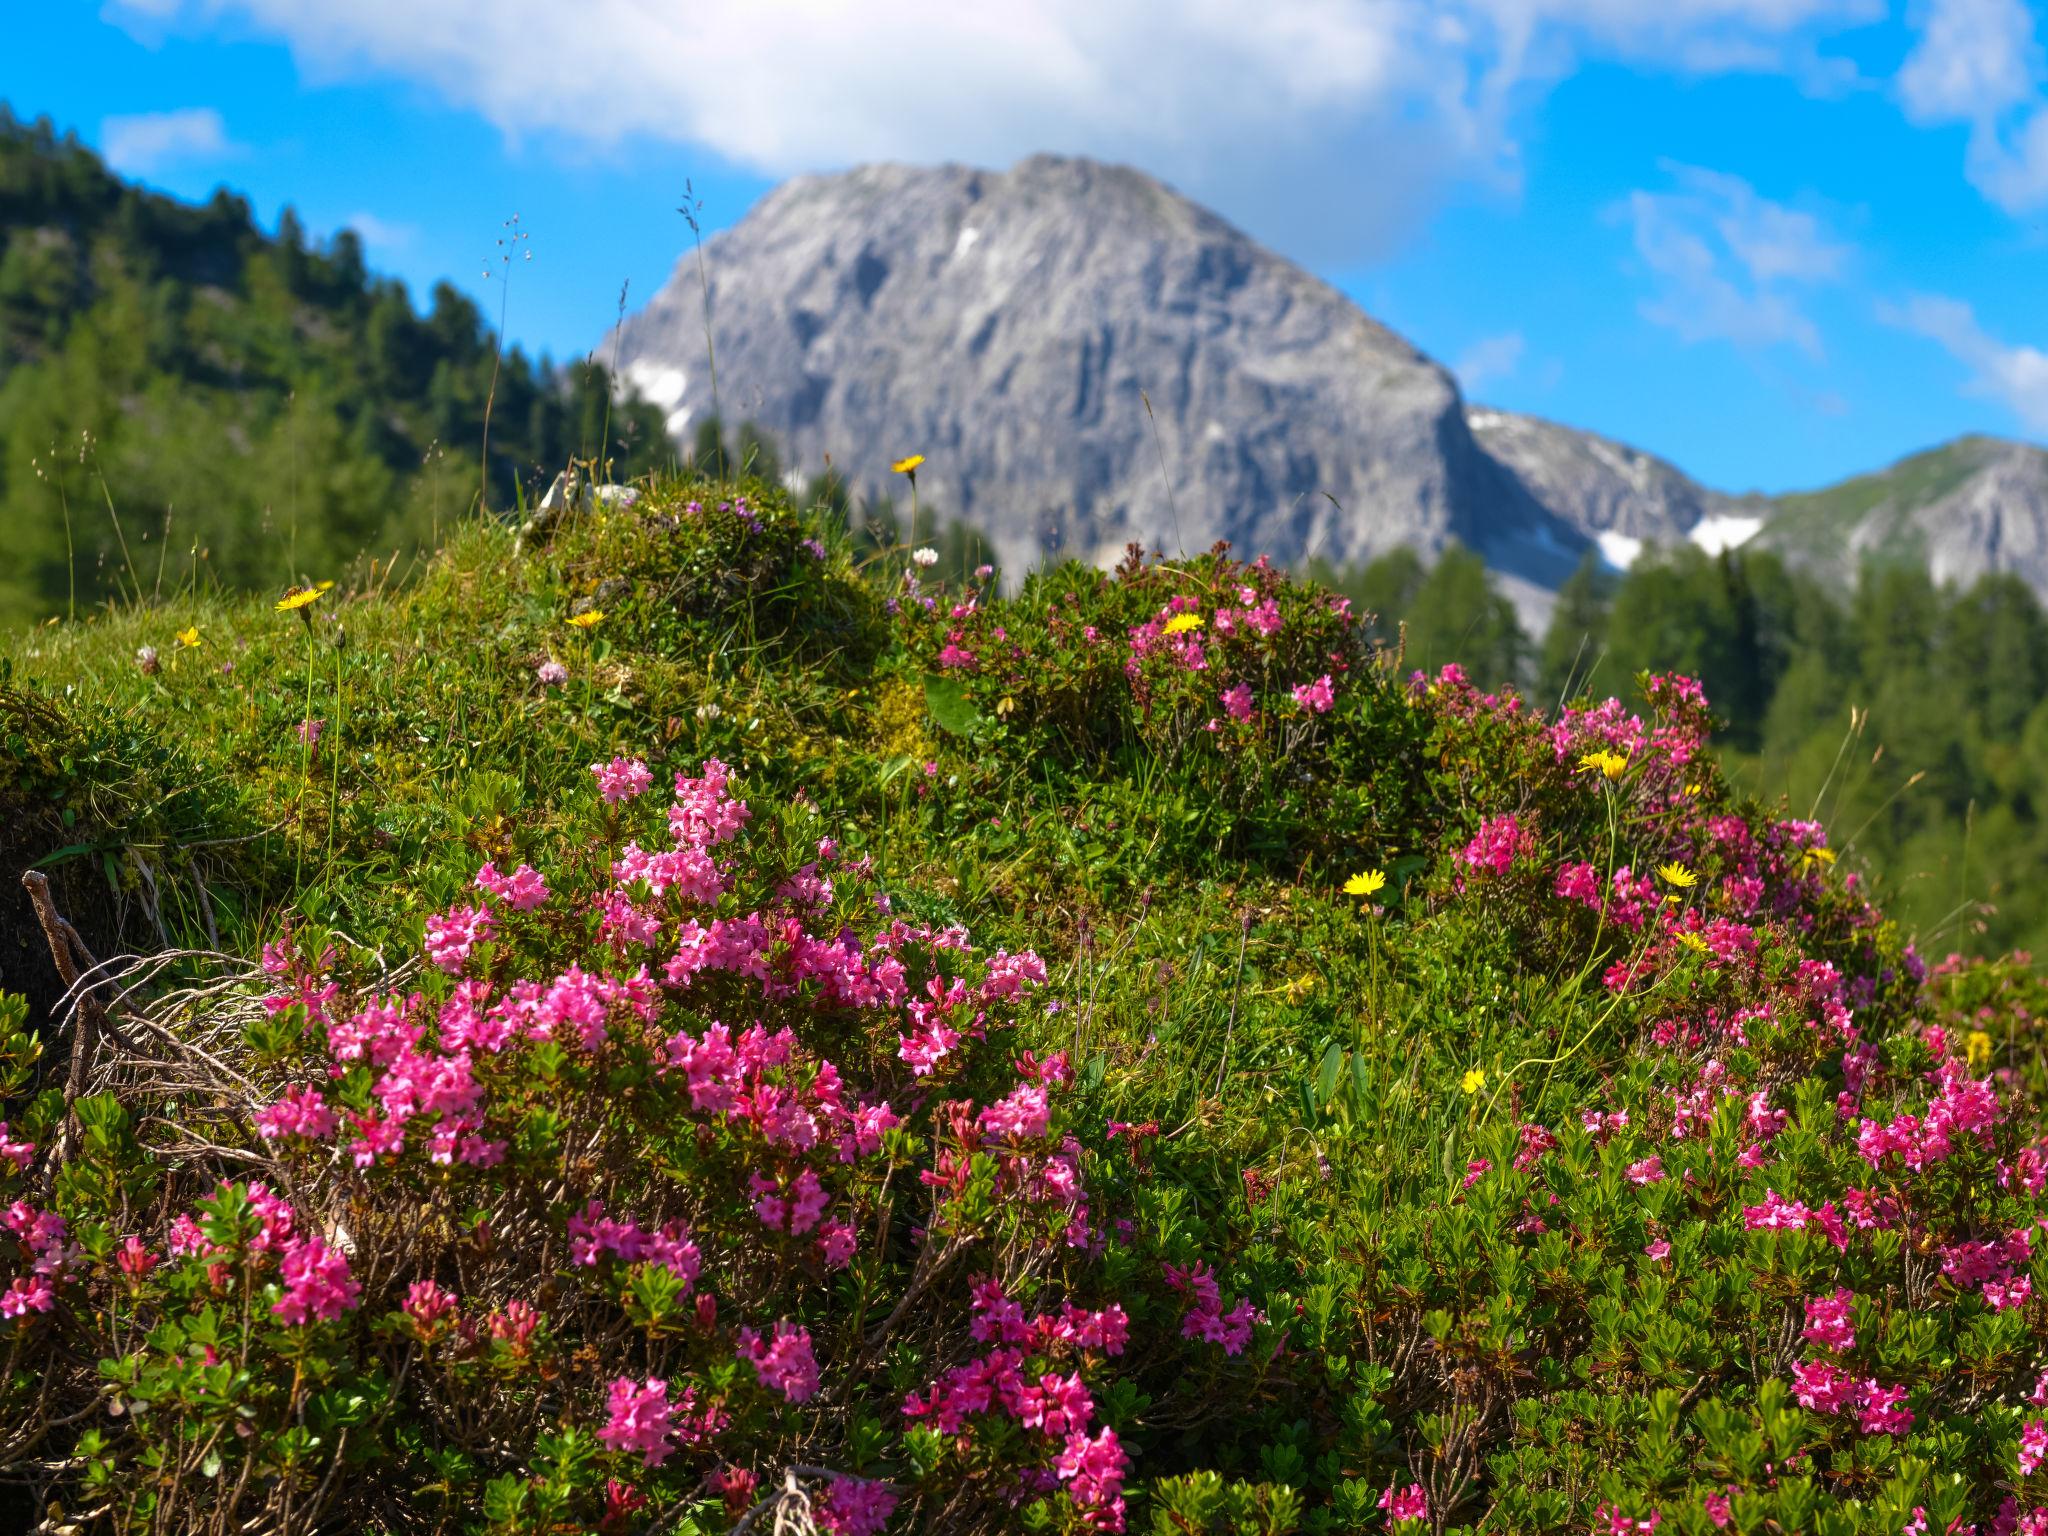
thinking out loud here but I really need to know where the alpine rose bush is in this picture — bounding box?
[9,515,2048,1535]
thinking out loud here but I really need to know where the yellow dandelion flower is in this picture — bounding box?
[567,609,605,629]
[1343,870,1387,899]
[891,454,925,476]
[1676,931,1710,953]
[1966,1030,1992,1072]
[1578,749,1628,779]
[175,625,201,648]
[1461,1067,1486,1095]
[1160,613,1204,636]
[1802,846,1837,869]
[1657,861,1698,889]
[275,586,323,613]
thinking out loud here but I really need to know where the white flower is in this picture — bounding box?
[696,702,723,721]
[911,547,939,567]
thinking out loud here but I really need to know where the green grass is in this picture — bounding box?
[0,472,1670,1202]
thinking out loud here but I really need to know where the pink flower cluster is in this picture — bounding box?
[817,1476,900,1536]
[1459,814,1535,877]
[475,860,550,910]
[737,1320,820,1402]
[1380,1484,1429,1524]
[1290,674,1335,714]
[906,1285,1130,1530]
[0,1122,32,1174]
[1164,1260,1260,1354]
[1801,1288,1856,1352]
[1789,1358,1913,1435]
[272,1234,361,1325]
[1857,1061,2003,1172]
[254,1085,338,1141]
[592,755,655,804]
[595,1376,720,1468]
[1,1199,72,1317]
[424,903,495,974]
[566,1199,702,1287]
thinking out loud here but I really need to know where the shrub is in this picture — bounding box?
[6,497,2048,1535]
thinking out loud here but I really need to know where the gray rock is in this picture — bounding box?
[1751,436,2048,595]
[613,153,2048,617]
[1466,408,1770,566]
[613,156,1589,601]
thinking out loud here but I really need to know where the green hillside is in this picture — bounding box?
[1751,436,2029,573]
[0,107,670,626]
[1,476,2046,1533]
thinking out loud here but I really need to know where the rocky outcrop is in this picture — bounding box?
[614,156,1588,599]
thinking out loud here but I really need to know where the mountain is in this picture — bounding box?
[1748,435,2048,592]
[621,155,2048,617]
[1466,407,1771,568]
[614,156,1591,615]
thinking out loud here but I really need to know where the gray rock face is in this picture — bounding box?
[1750,436,2048,595]
[614,156,1588,594]
[1467,408,1765,552]
[614,154,2048,616]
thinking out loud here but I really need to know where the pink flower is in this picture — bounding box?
[1790,1358,1858,1414]
[1554,861,1601,909]
[271,1235,360,1325]
[2021,1417,2048,1476]
[1644,1239,1672,1262]
[818,1476,900,1536]
[1459,814,1535,876]
[739,1321,820,1403]
[1056,1424,1128,1518]
[0,1122,33,1174]
[1220,684,1254,722]
[404,1280,457,1331]
[536,659,568,686]
[0,1276,55,1316]
[1857,1380,1913,1436]
[424,904,495,975]
[254,1086,338,1142]
[1627,1156,1665,1185]
[1290,674,1335,714]
[978,1083,1052,1142]
[296,718,325,748]
[476,861,550,911]
[1379,1484,1429,1523]
[1704,1491,1733,1528]
[599,1377,676,1467]
[592,756,655,804]
[115,1237,156,1281]
[1802,1288,1856,1353]
[818,1220,859,1270]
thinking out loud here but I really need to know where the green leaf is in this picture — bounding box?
[923,674,983,738]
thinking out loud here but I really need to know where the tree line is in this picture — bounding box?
[1314,540,2048,956]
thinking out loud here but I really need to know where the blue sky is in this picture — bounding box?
[6,1,2047,496]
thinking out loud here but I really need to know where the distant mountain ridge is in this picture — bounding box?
[614,154,2048,610]
[614,156,1590,621]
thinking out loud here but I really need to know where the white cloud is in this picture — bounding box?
[1882,293,2048,433]
[1455,331,1525,394]
[1897,0,2048,213]
[1619,162,1849,357]
[342,211,415,251]
[99,107,241,176]
[103,0,1878,259]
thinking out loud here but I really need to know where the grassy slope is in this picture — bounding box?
[0,471,1893,1195]
[12,472,2047,1529]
